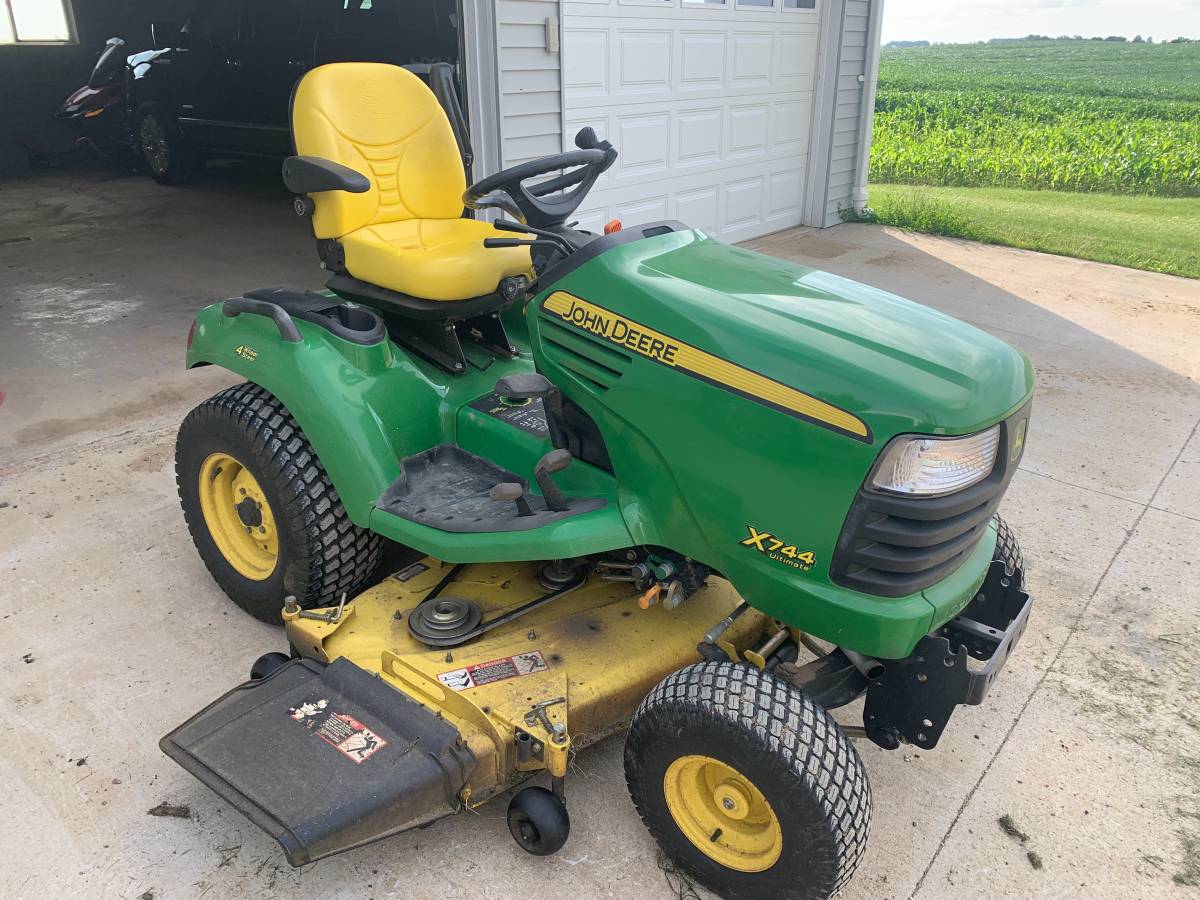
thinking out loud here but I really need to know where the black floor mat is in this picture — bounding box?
[377,444,604,532]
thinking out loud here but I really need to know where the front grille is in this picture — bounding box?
[830,404,1031,597]
[540,317,631,394]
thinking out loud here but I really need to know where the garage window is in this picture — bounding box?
[1,0,76,44]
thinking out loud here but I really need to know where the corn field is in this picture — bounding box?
[869,40,1200,197]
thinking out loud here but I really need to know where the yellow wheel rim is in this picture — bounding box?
[197,452,279,581]
[663,754,783,873]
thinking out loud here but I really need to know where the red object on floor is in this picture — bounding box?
[604,219,622,235]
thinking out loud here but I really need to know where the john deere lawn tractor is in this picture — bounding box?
[162,62,1034,899]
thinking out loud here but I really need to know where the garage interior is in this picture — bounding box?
[3,2,1200,899]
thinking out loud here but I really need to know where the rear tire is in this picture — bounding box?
[176,383,383,622]
[136,101,193,184]
[625,661,871,900]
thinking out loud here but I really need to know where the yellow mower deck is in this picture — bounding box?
[285,559,767,805]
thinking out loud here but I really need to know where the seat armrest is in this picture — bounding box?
[282,156,370,195]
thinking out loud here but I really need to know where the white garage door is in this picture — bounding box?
[560,0,822,241]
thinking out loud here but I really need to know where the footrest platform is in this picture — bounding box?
[377,444,604,532]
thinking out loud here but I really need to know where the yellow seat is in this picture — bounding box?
[291,63,532,302]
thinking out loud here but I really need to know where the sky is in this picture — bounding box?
[882,0,1200,44]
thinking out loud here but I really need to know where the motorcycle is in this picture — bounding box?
[25,37,137,168]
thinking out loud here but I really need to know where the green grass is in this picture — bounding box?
[870,41,1200,196]
[878,39,1200,102]
[864,184,1200,279]
[865,40,1200,277]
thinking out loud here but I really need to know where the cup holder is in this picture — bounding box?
[307,301,386,345]
[238,289,387,346]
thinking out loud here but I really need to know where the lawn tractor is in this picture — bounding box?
[162,62,1035,899]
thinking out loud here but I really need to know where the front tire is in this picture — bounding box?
[176,383,383,622]
[136,101,193,184]
[625,662,871,900]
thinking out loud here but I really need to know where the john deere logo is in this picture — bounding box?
[1010,420,1027,462]
[540,292,873,444]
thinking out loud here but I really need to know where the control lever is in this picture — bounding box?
[534,449,572,512]
[496,373,554,400]
[495,373,567,453]
[489,482,533,517]
[484,237,562,251]
[494,219,575,256]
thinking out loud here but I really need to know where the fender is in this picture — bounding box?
[186,300,447,526]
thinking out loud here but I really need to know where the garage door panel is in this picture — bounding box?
[678,32,727,88]
[675,108,722,165]
[724,175,765,230]
[675,186,719,231]
[572,97,808,175]
[563,0,821,240]
[766,167,805,218]
[730,32,773,85]
[616,193,670,223]
[773,98,812,147]
[616,112,672,176]
[567,155,807,239]
[617,31,673,92]
[563,29,610,96]
[776,31,819,78]
[726,104,769,158]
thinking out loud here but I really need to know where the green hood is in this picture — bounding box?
[573,229,1033,442]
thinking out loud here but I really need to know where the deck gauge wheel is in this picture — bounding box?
[250,652,291,680]
[507,786,570,856]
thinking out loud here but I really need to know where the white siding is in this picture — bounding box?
[497,0,563,167]
[823,0,870,225]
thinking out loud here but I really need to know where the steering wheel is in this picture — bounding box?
[464,128,617,230]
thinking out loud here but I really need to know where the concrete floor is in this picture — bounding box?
[2,165,1199,900]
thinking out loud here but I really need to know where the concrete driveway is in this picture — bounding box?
[2,167,1198,900]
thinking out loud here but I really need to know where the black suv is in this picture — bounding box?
[133,0,460,183]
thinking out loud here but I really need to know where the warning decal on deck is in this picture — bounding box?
[437,650,549,692]
[288,698,388,764]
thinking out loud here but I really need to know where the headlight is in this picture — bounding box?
[870,426,999,496]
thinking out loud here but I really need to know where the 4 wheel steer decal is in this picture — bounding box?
[741,525,816,572]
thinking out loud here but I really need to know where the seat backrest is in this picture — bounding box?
[291,62,465,240]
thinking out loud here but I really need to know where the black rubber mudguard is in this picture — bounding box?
[160,657,475,866]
